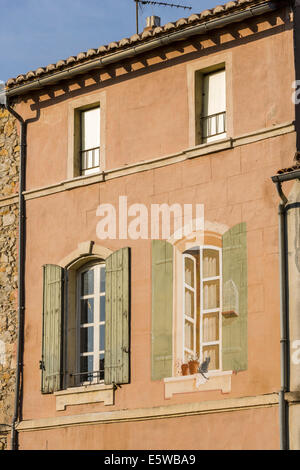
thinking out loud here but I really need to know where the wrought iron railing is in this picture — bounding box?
[69,370,104,385]
[81,146,100,173]
[201,111,226,139]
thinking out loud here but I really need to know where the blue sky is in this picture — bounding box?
[0,0,218,82]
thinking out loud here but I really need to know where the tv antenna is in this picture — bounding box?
[134,0,192,34]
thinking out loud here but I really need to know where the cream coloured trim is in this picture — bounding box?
[54,384,114,411]
[285,392,300,403]
[0,121,293,208]
[164,371,232,399]
[186,52,233,147]
[67,91,106,179]
[15,393,279,432]
[0,194,18,208]
[58,241,113,268]
[233,122,296,147]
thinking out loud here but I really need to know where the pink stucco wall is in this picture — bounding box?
[12,6,295,449]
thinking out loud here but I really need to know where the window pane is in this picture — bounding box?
[203,280,220,310]
[100,267,106,293]
[202,70,226,117]
[80,326,94,353]
[203,345,219,370]
[100,325,105,351]
[81,269,94,296]
[203,312,219,342]
[80,355,94,382]
[81,107,100,151]
[100,295,105,322]
[184,320,194,351]
[99,354,105,381]
[184,256,195,288]
[81,298,94,324]
[185,288,195,318]
[203,249,219,278]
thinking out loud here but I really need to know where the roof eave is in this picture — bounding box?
[6,0,281,98]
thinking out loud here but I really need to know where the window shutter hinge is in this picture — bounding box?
[39,360,45,371]
[113,382,122,390]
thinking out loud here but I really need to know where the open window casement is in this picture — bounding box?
[151,223,248,381]
[222,223,248,372]
[151,240,174,381]
[202,69,226,144]
[41,264,64,394]
[41,247,130,394]
[104,247,130,385]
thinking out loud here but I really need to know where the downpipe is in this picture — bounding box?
[277,194,290,451]
[0,96,27,451]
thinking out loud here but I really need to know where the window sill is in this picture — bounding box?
[184,137,232,159]
[164,371,232,399]
[54,383,114,411]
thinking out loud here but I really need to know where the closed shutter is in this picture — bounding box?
[41,264,64,393]
[105,247,130,385]
[222,223,248,371]
[151,240,173,380]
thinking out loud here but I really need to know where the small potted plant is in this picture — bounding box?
[188,354,200,375]
[175,359,189,376]
[181,362,189,376]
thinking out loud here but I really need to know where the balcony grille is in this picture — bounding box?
[201,111,226,139]
[81,146,100,173]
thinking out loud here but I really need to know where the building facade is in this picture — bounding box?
[1,0,300,450]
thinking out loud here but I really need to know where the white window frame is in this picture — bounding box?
[201,68,226,144]
[80,106,101,176]
[182,253,197,361]
[182,246,222,372]
[200,246,222,372]
[76,262,106,385]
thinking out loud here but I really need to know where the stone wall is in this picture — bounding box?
[0,108,19,450]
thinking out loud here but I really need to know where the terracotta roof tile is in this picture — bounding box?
[119,38,130,46]
[176,17,188,27]
[66,56,76,65]
[46,64,56,72]
[141,29,153,39]
[86,49,97,57]
[5,0,276,89]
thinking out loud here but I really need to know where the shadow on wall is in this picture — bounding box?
[14,9,290,121]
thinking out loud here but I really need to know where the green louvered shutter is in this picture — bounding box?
[222,223,248,372]
[41,264,64,393]
[105,247,130,385]
[151,240,173,381]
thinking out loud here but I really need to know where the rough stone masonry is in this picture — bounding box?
[0,107,19,450]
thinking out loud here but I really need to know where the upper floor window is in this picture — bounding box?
[80,107,100,176]
[201,69,226,144]
[195,66,226,145]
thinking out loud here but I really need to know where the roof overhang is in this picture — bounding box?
[5,0,281,98]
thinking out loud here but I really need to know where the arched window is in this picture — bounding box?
[77,262,106,384]
[41,245,130,393]
[151,222,248,381]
